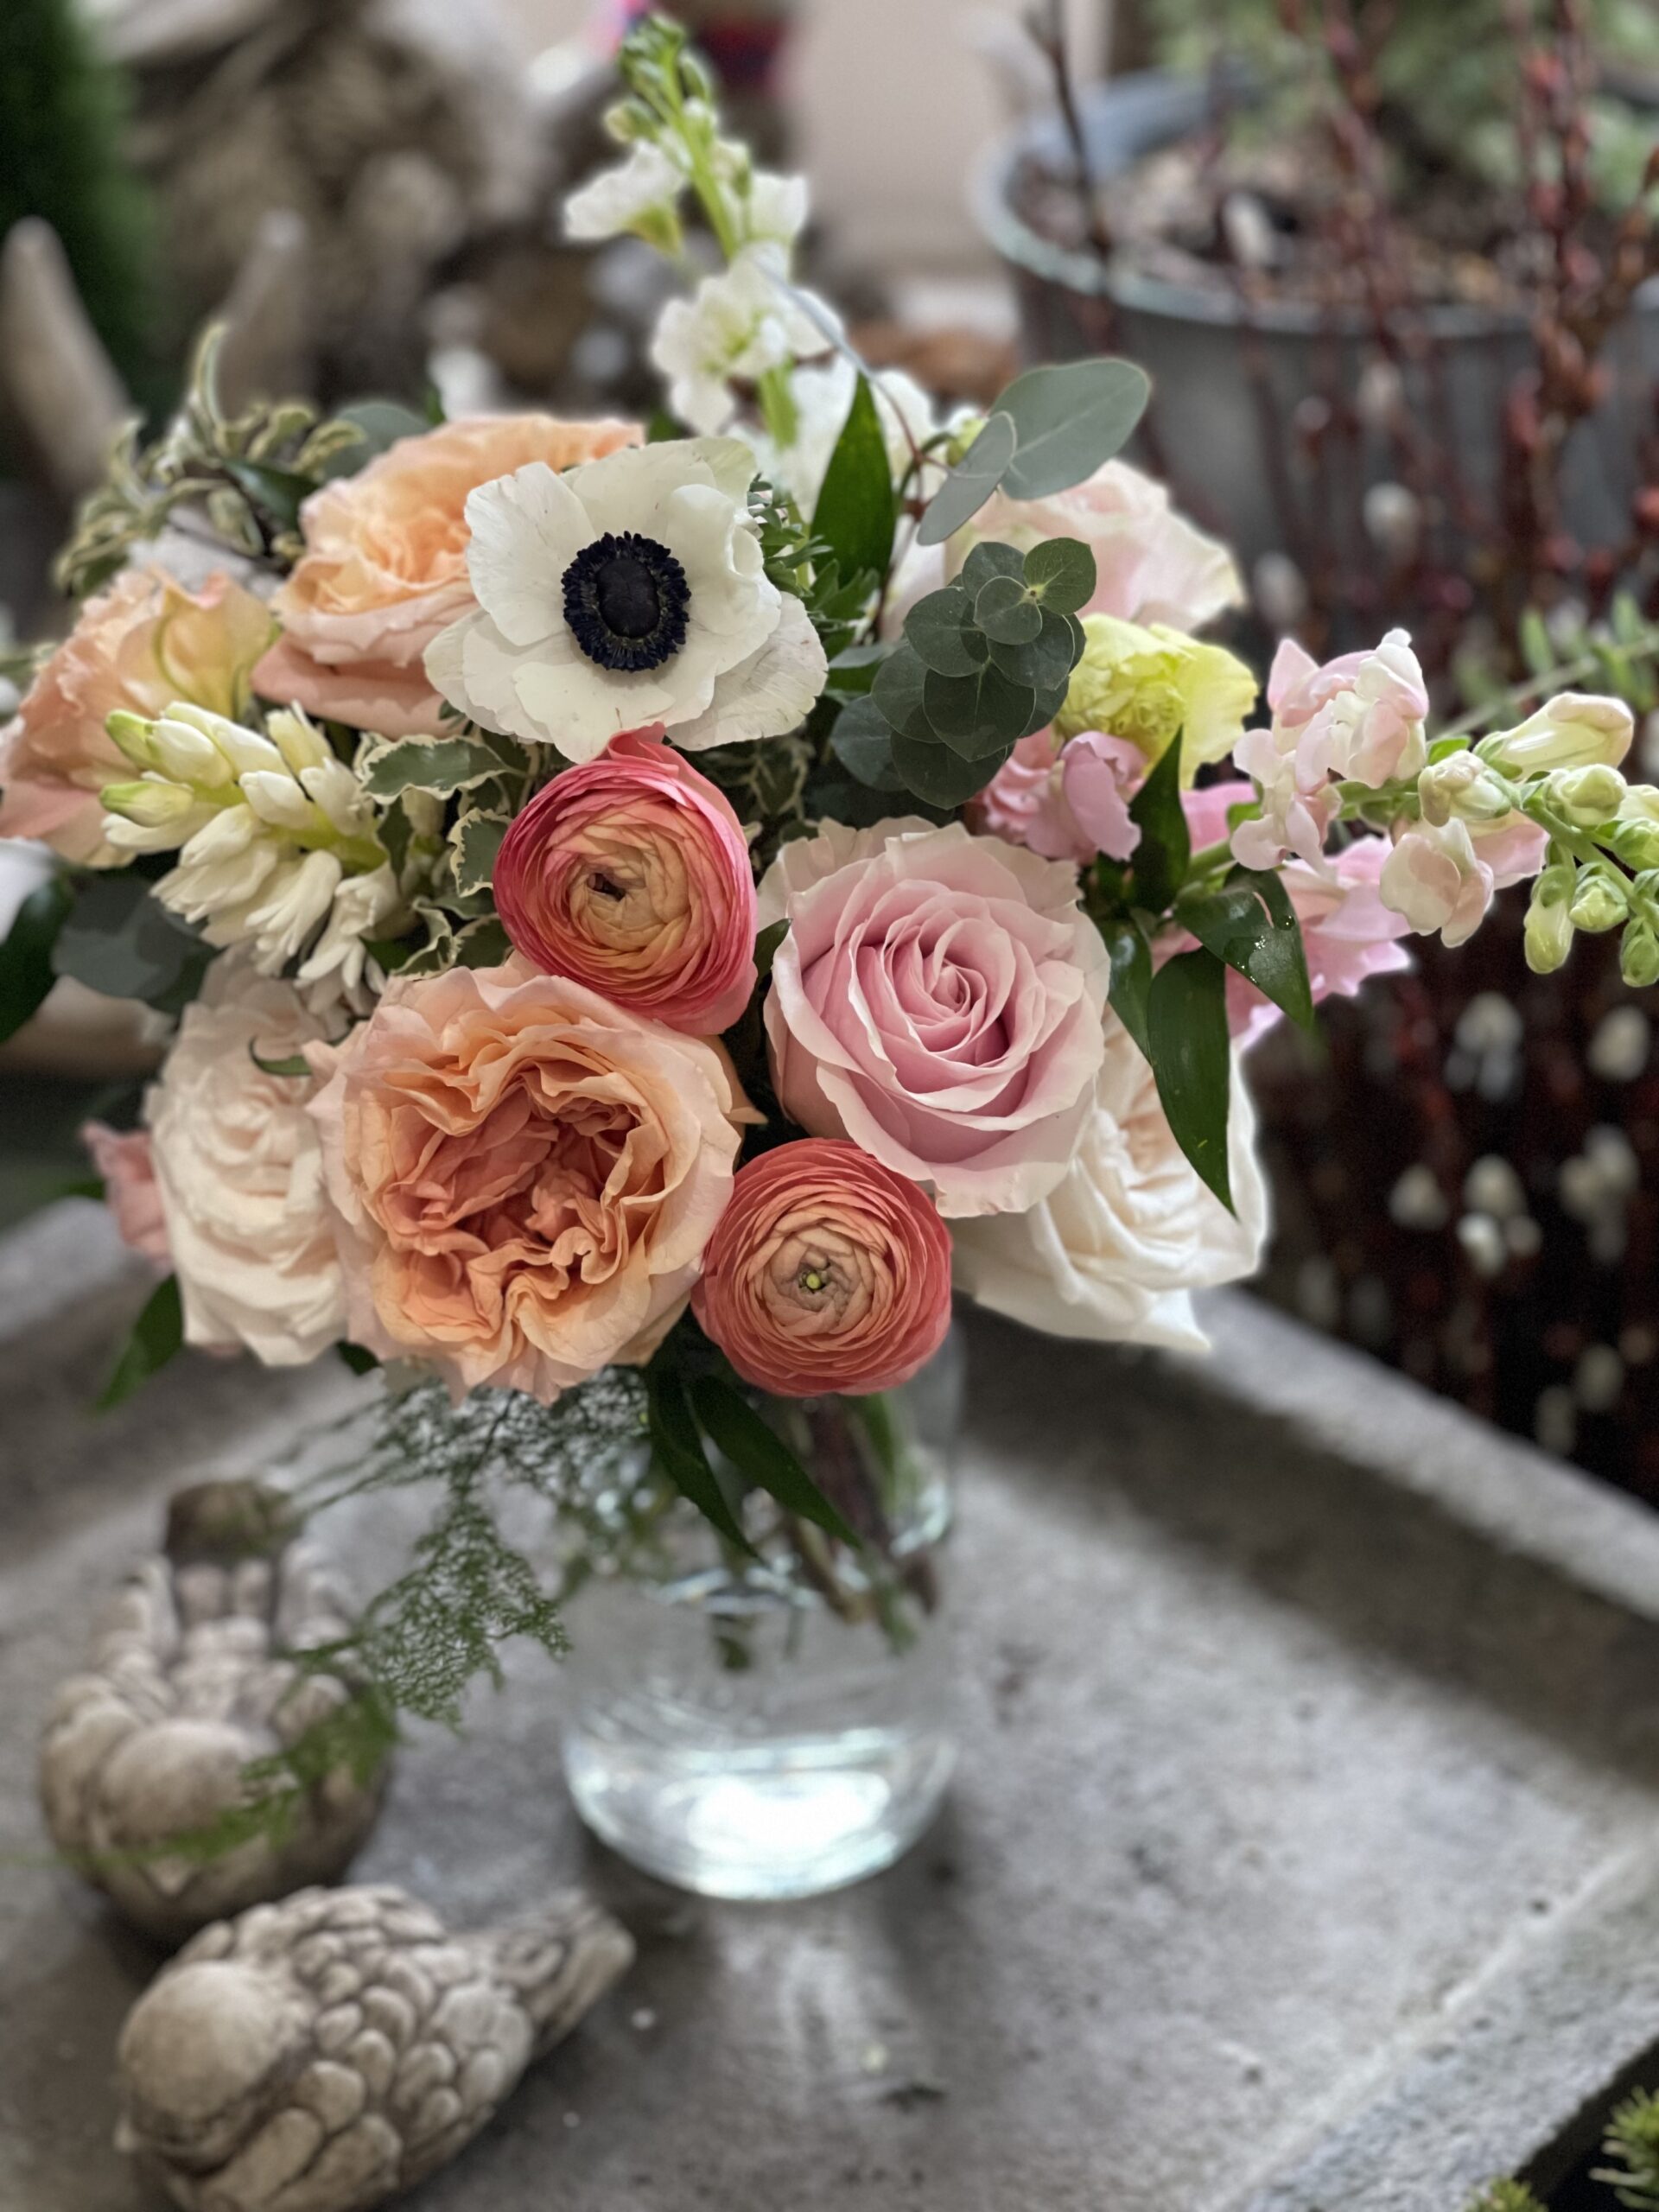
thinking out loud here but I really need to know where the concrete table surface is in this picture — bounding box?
[4,1199,1659,2212]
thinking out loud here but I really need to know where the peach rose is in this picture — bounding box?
[494,728,757,1033]
[692,1140,953,1397]
[80,1123,170,1269]
[256,416,640,737]
[760,819,1111,1218]
[0,569,274,865]
[306,959,747,1401]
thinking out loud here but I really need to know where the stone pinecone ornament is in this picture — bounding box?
[40,1480,389,1942]
[115,1884,635,2212]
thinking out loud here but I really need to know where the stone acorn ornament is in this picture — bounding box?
[115,1883,636,2212]
[40,1479,390,1942]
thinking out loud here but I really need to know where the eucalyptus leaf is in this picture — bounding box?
[98,1274,184,1413]
[987,607,1077,692]
[0,874,73,1044]
[316,399,432,480]
[364,733,528,801]
[54,874,212,1013]
[871,644,932,738]
[905,587,984,677]
[923,661,1035,756]
[960,541,1026,594]
[1147,949,1233,1213]
[812,374,897,588]
[996,359,1151,499]
[1125,739,1190,914]
[690,1376,860,1548]
[917,410,1016,547]
[831,697,906,790]
[1024,537,1098,615]
[892,731,1014,808]
[647,1363,756,1558]
[974,575,1042,645]
[825,642,888,697]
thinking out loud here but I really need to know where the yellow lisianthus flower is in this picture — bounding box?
[1053,614,1258,782]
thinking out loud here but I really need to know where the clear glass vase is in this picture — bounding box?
[560,1333,963,1900]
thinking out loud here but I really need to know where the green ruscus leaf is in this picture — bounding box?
[1181,868,1316,1033]
[1100,919,1153,1059]
[98,1274,185,1412]
[813,373,898,588]
[1125,737,1190,915]
[0,874,73,1043]
[647,1362,756,1558]
[1147,949,1233,1214]
[690,1376,860,1548]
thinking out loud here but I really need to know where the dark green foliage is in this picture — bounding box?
[1599,2088,1659,2209]
[812,374,897,590]
[0,0,158,401]
[98,1274,183,1410]
[0,874,73,1043]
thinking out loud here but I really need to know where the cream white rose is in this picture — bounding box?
[950,1027,1270,1352]
[146,961,345,1365]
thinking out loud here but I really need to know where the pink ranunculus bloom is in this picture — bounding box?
[79,1123,170,1268]
[255,416,640,738]
[691,1139,954,1397]
[759,819,1111,1219]
[494,728,757,1033]
[0,569,275,865]
[305,959,747,1402]
[1379,814,1548,950]
[974,728,1144,867]
[1230,630,1429,874]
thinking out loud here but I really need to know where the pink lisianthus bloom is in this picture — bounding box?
[0,569,274,866]
[691,1139,954,1398]
[1379,814,1548,949]
[79,1123,170,1268]
[305,959,748,1402]
[972,728,1144,866]
[1231,631,1429,874]
[255,415,640,738]
[1181,783,1413,1047]
[759,818,1111,1219]
[493,728,757,1033]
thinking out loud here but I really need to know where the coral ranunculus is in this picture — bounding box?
[760,819,1111,1218]
[305,960,748,1402]
[494,729,757,1033]
[691,1140,953,1397]
[255,415,640,738]
[0,568,274,865]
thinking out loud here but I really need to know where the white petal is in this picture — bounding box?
[464,463,589,648]
[670,592,827,749]
[239,770,317,832]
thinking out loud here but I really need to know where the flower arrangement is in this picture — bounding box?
[0,16,1649,1738]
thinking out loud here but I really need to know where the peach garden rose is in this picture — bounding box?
[493,728,757,1033]
[691,1139,953,1397]
[255,415,640,738]
[760,819,1112,1218]
[0,568,274,866]
[305,959,748,1402]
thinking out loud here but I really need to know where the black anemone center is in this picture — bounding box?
[562,531,690,674]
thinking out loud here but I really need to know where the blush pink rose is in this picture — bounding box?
[691,1139,953,1397]
[80,1123,170,1268]
[973,727,1145,866]
[494,728,757,1033]
[0,569,274,865]
[759,819,1111,1218]
[256,415,640,737]
[305,959,747,1402]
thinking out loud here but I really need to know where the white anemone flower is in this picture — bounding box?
[423,435,828,760]
[564,141,687,247]
[650,245,836,436]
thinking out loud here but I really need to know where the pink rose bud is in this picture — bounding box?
[494,729,758,1034]
[692,1140,953,1398]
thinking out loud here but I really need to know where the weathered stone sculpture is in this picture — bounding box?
[115,1884,635,2210]
[40,1479,389,1942]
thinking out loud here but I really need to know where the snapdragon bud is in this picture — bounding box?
[1417,752,1512,826]
[1568,868,1630,933]
[1549,763,1629,827]
[1621,918,1659,989]
[1477,693,1635,775]
[1523,863,1577,975]
[101,777,202,830]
